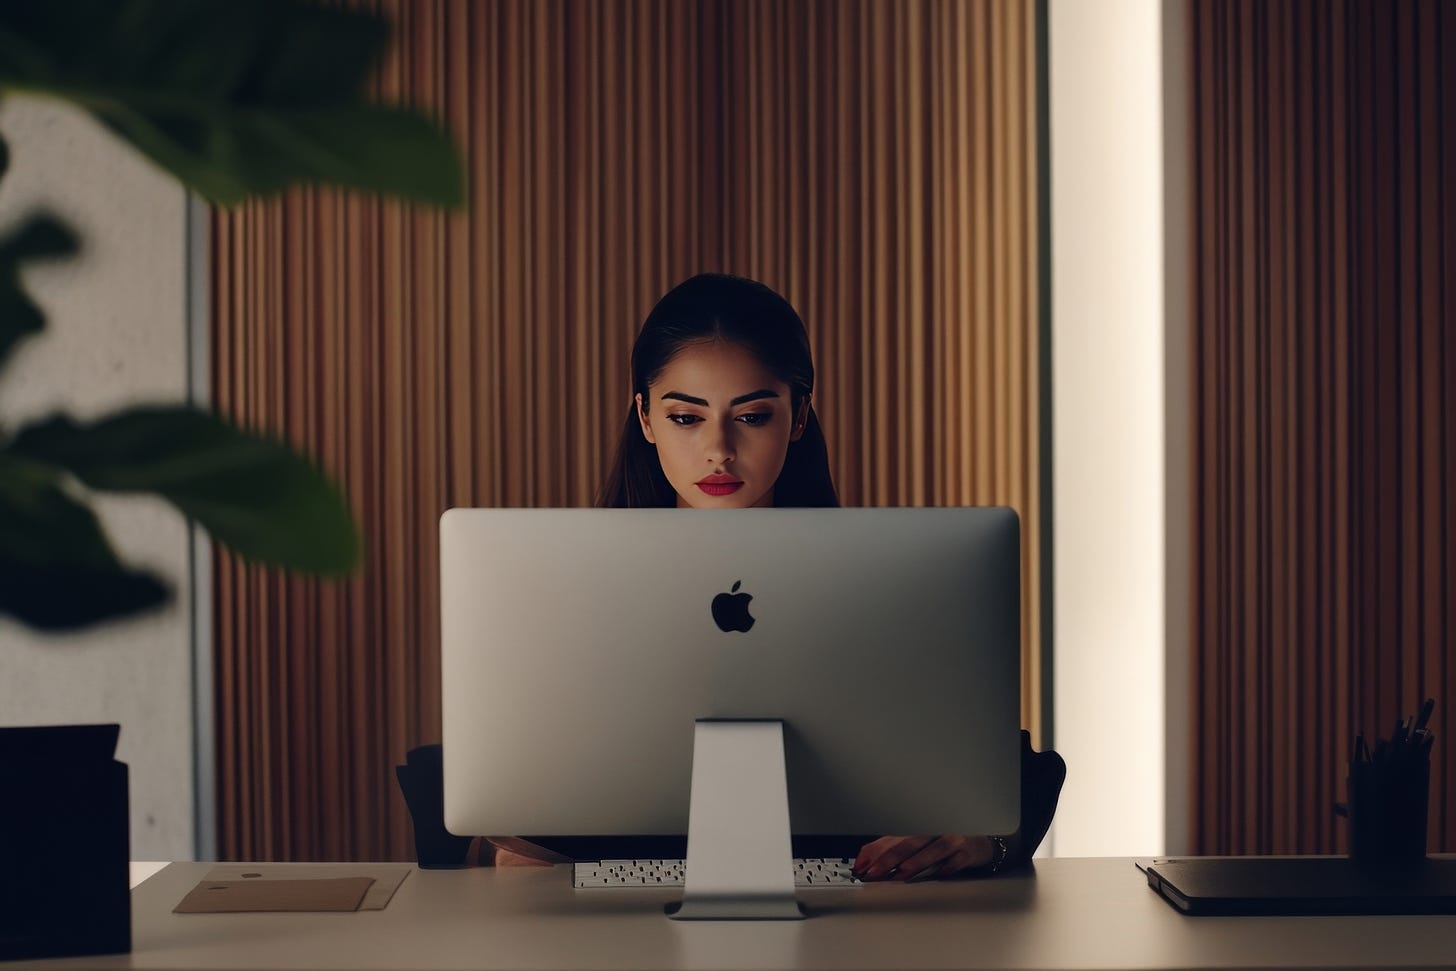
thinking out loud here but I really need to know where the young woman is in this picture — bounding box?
[595,271,838,510]
[493,273,1063,880]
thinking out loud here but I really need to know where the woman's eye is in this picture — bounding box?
[736,412,772,426]
[667,414,701,426]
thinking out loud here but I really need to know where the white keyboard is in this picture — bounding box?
[573,857,862,889]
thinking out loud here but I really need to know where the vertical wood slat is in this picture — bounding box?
[213,0,1042,861]
[1190,0,1456,855]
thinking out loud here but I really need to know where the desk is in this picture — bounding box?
[28,858,1456,970]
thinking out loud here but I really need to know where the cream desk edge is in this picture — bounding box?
[36,857,1456,971]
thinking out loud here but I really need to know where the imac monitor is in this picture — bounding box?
[440,507,1021,918]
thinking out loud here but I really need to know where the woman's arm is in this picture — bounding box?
[1005,730,1066,869]
[853,731,1066,880]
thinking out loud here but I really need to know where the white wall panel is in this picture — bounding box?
[0,98,193,861]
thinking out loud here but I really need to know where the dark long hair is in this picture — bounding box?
[596,273,839,508]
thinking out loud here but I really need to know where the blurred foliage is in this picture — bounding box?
[0,0,463,630]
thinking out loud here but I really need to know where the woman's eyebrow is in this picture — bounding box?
[660,389,780,406]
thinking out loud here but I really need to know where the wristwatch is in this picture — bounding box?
[985,835,1009,875]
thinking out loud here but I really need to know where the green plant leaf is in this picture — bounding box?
[0,555,171,630]
[0,212,78,261]
[0,0,463,207]
[0,452,115,569]
[0,210,79,372]
[0,452,169,629]
[7,406,361,574]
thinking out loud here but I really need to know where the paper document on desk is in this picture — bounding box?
[201,863,412,910]
[175,877,374,913]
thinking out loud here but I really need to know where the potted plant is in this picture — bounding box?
[0,0,463,958]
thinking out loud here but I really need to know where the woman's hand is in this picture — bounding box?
[486,836,571,867]
[852,835,994,881]
[494,847,554,867]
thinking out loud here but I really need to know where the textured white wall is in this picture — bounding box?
[1050,0,1167,856]
[0,98,193,860]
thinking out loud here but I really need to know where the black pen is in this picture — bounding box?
[1413,697,1435,735]
[1392,716,1410,750]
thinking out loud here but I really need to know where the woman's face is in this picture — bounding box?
[636,340,809,509]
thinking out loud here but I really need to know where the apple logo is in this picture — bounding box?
[711,580,755,633]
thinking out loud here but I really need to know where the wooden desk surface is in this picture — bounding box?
[29,858,1456,970]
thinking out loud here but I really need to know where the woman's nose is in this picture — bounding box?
[705,420,736,464]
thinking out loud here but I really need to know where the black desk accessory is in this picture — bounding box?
[1144,698,1445,916]
[395,744,473,868]
[1336,697,1436,871]
[0,724,130,960]
[1140,856,1456,915]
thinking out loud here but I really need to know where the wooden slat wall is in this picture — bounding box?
[213,0,1040,861]
[1189,0,1455,855]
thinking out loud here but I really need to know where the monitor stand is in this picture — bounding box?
[666,719,806,920]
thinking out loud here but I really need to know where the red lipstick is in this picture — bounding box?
[696,474,743,497]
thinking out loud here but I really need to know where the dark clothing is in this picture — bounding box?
[1008,729,1067,869]
[524,731,1066,872]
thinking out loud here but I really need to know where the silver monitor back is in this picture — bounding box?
[440,507,1021,839]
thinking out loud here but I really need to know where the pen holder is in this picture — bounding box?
[0,726,131,961]
[395,744,473,868]
[1341,757,1429,871]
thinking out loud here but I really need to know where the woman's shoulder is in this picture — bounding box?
[1019,729,1067,811]
[1019,729,1066,779]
